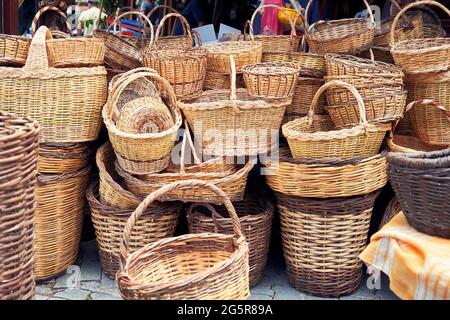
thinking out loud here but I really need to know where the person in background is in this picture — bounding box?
[140,0,157,16]
[173,0,211,35]
[77,0,107,36]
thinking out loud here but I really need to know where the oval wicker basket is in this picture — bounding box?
[0,112,39,300]
[0,27,107,143]
[263,146,388,198]
[277,191,379,297]
[47,38,105,68]
[116,180,250,300]
[35,166,91,280]
[0,34,30,66]
[390,1,450,74]
[282,80,390,160]
[325,53,403,76]
[405,69,450,110]
[153,12,195,49]
[38,142,91,174]
[143,48,207,99]
[248,4,300,60]
[388,148,450,238]
[87,182,181,278]
[103,69,182,175]
[305,0,375,54]
[204,70,245,90]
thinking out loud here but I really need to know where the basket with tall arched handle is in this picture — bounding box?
[304,0,376,54]
[116,179,250,300]
[390,1,450,74]
[282,80,390,159]
[153,12,201,49]
[31,5,72,37]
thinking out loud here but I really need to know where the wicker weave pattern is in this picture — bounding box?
[277,192,378,297]
[30,6,71,37]
[380,197,402,229]
[0,113,39,300]
[204,70,245,90]
[47,38,105,68]
[325,53,403,76]
[117,180,250,300]
[0,35,30,66]
[406,70,450,110]
[153,13,194,50]
[38,142,91,174]
[374,9,423,47]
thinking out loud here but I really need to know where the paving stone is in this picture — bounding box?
[80,280,102,292]
[35,294,50,300]
[49,297,69,300]
[96,287,121,297]
[100,273,117,288]
[91,292,122,300]
[248,293,273,300]
[80,259,102,282]
[54,288,91,300]
[251,284,275,297]
[271,285,305,300]
[36,283,56,295]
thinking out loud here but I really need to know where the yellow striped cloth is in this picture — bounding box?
[360,212,450,300]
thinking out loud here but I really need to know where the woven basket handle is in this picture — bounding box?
[304,0,375,31]
[308,80,367,127]
[147,4,179,20]
[107,11,154,45]
[192,29,203,47]
[389,0,415,28]
[31,6,71,36]
[119,180,245,262]
[24,26,52,70]
[390,1,450,45]
[187,203,226,234]
[179,121,202,175]
[107,67,157,93]
[154,12,193,46]
[229,55,237,101]
[249,4,297,39]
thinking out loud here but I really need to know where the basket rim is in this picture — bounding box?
[242,62,300,76]
[0,34,31,42]
[308,18,375,42]
[325,53,402,73]
[325,92,407,108]
[391,37,450,53]
[37,165,91,184]
[0,65,107,78]
[203,41,262,54]
[388,148,450,168]
[46,37,104,44]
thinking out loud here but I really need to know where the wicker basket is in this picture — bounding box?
[47,38,105,68]
[358,46,395,64]
[30,6,72,37]
[87,182,181,278]
[0,27,107,143]
[290,51,326,78]
[0,35,30,66]
[248,4,300,60]
[188,197,273,287]
[390,1,450,74]
[103,69,182,175]
[242,62,299,99]
[388,149,450,238]
[117,180,250,300]
[405,69,450,110]
[325,53,403,76]
[179,57,289,156]
[38,142,91,174]
[143,48,207,100]
[407,99,450,146]
[277,191,379,297]
[282,80,389,159]
[204,70,245,90]
[94,11,153,70]
[305,0,375,54]
[35,166,91,280]
[263,145,387,198]
[380,197,402,229]
[0,113,39,300]
[153,13,195,49]
[203,41,262,73]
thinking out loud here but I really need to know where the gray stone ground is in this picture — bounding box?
[35,240,399,300]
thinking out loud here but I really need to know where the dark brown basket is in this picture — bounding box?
[388,148,450,238]
[187,195,273,287]
[0,112,39,300]
[276,191,379,297]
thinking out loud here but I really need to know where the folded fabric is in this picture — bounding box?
[360,213,450,300]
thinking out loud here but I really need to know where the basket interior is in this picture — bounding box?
[285,115,336,134]
[394,37,450,50]
[311,19,372,41]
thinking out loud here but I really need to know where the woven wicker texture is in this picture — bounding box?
[282,80,389,159]
[153,13,194,50]
[103,69,182,174]
[0,113,39,300]
[203,41,262,73]
[390,1,450,74]
[388,149,450,238]
[263,146,387,198]
[116,180,250,300]
[380,197,402,229]
[143,48,207,99]
[179,57,288,156]
[358,46,395,64]
[242,62,299,99]
[87,182,181,278]
[38,142,91,174]
[248,4,300,57]
[407,99,450,146]
[35,166,91,280]
[325,53,403,76]
[304,0,375,54]
[204,70,245,90]
[188,196,273,287]
[47,38,105,68]
[0,27,107,143]
[30,6,71,37]
[277,191,379,297]
[0,35,30,66]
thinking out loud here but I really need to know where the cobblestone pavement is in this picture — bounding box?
[35,240,399,300]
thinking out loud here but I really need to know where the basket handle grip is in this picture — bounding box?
[24,26,52,70]
[229,55,237,101]
[154,12,193,46]
[147,4,179,20]
[308,80,367,127]
[119,180,245,262]
[192,29,203,47]
[249,4,297,39]
[31,6,71,36]
[187,203,226,234]
[107,11,154,45]
[390,1,450,46]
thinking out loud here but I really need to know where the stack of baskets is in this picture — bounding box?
[0,26,107,280]
[0,113,39,300]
